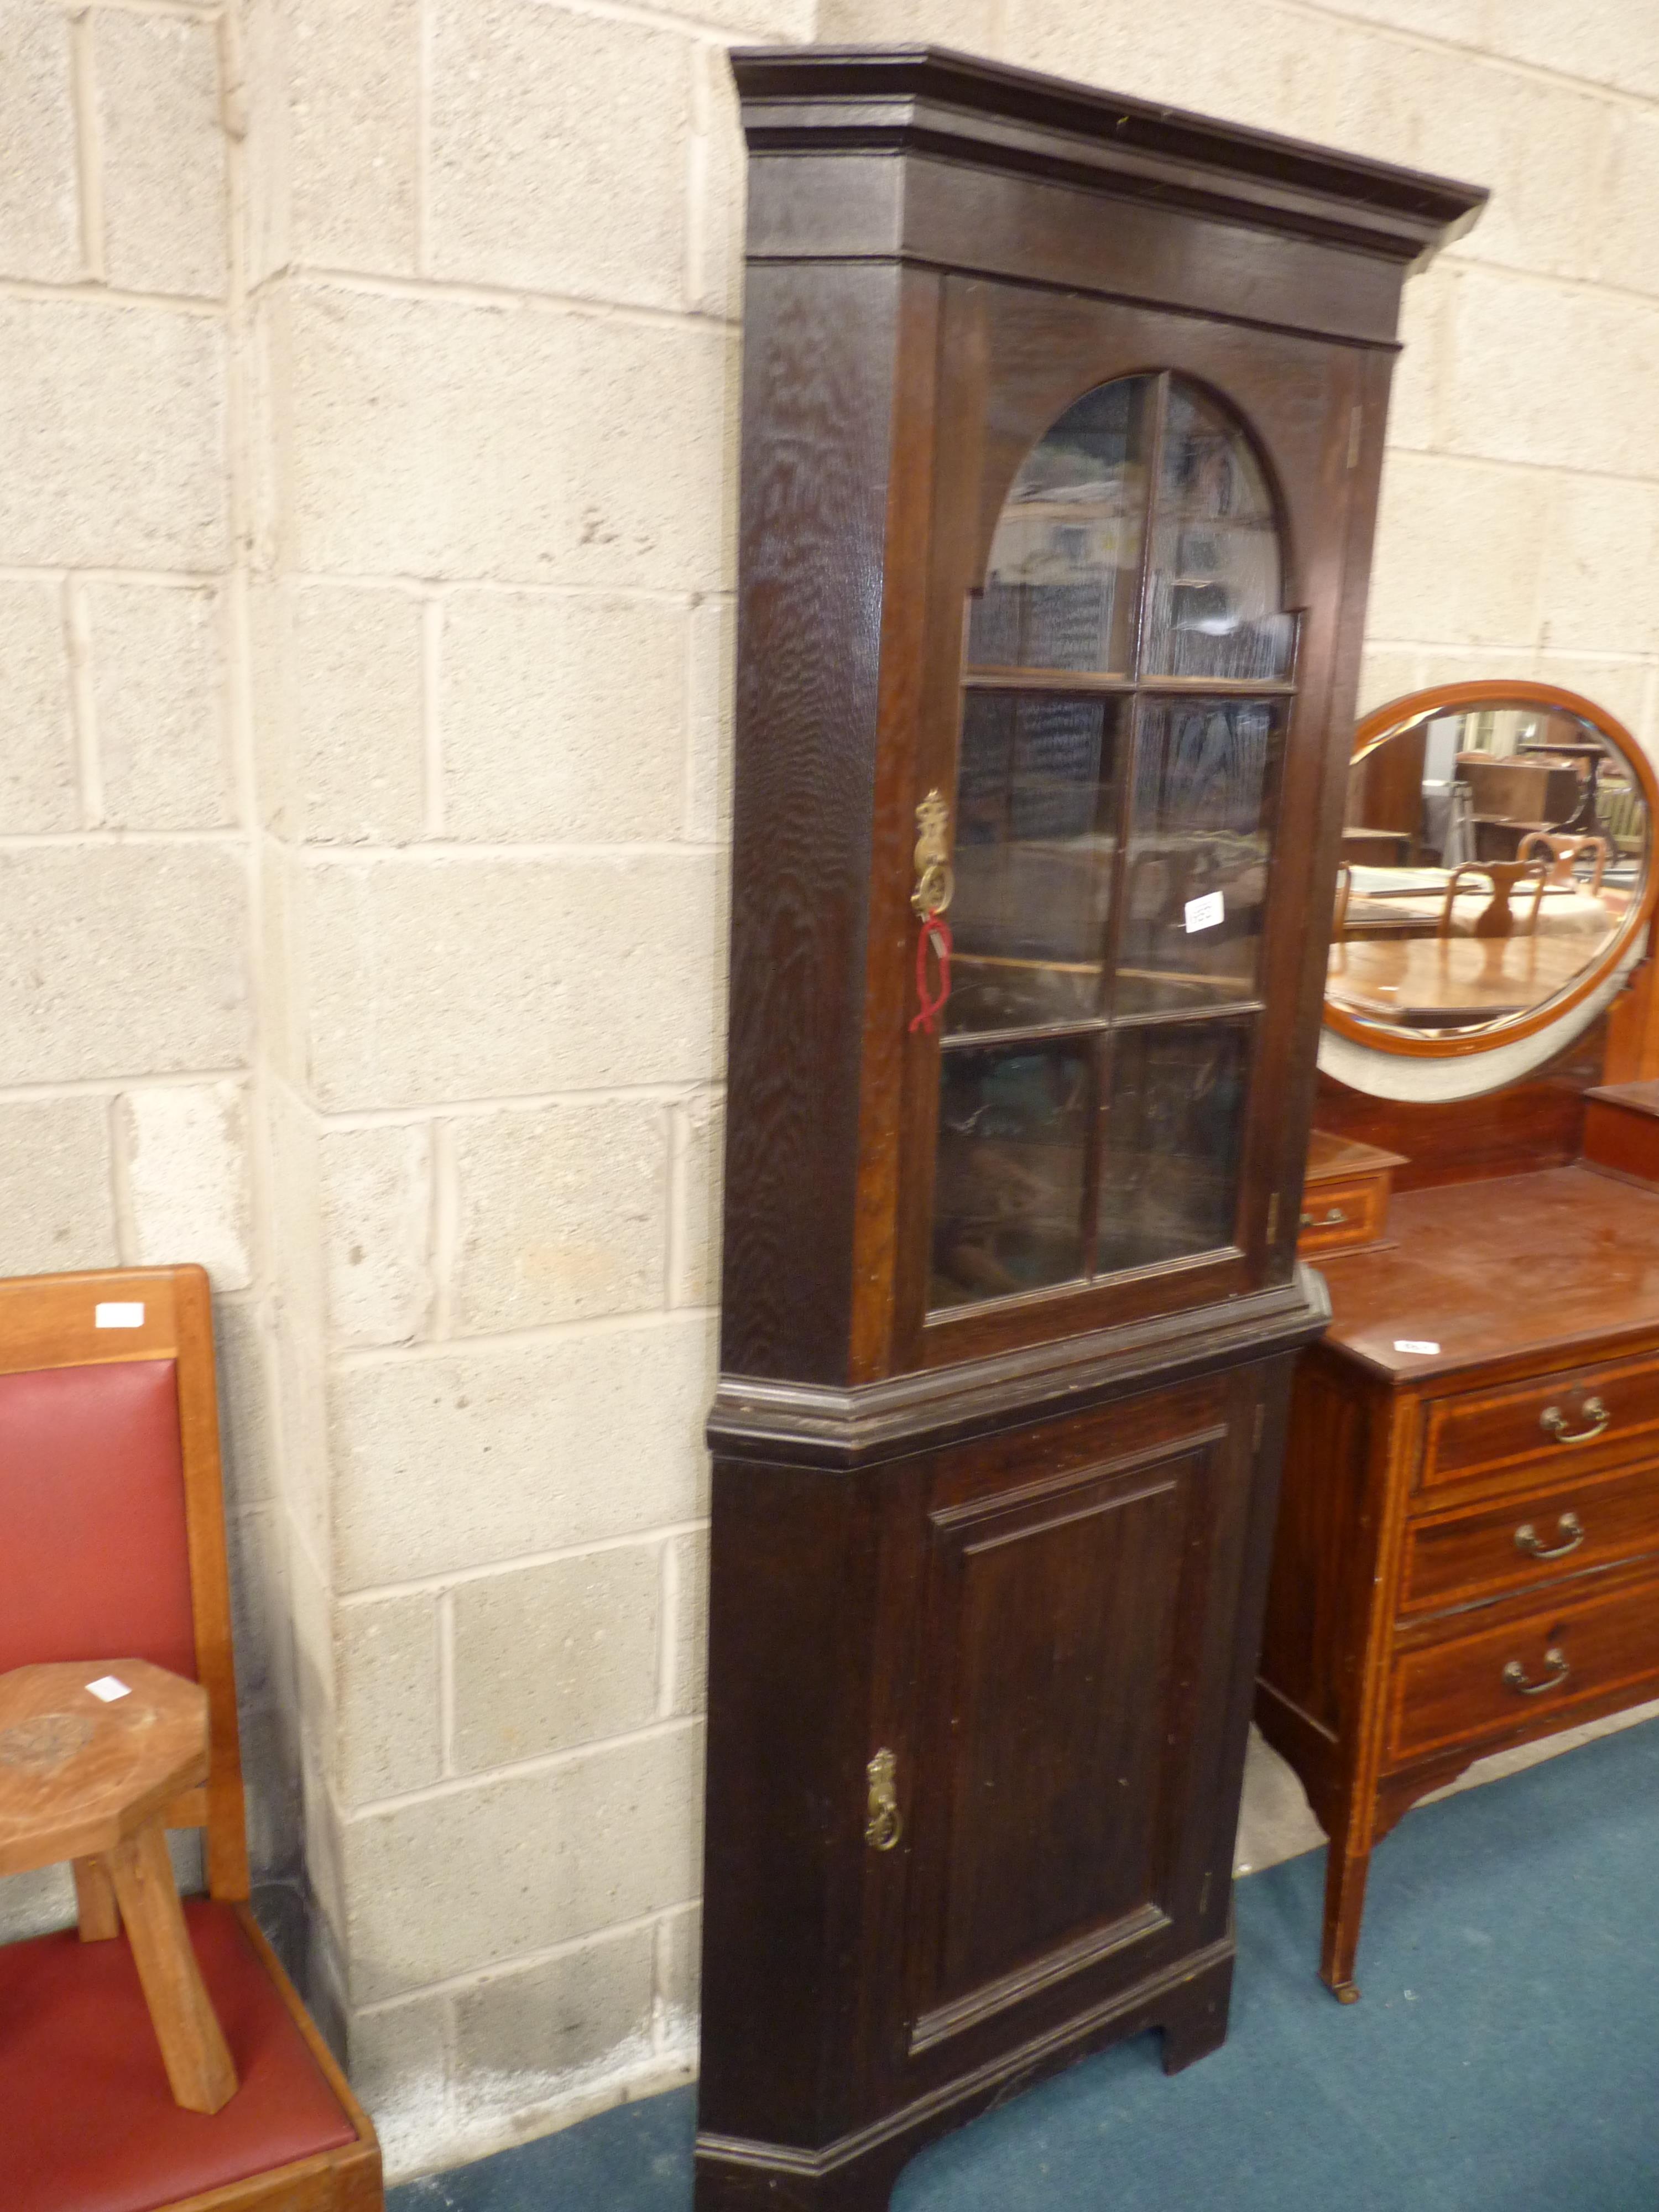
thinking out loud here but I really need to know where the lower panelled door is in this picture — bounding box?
[889,1378,1257,2095]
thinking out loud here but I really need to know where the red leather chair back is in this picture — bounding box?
[0,1359,198,1680]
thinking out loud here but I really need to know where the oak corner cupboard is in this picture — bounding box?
[696,45,1484,2209]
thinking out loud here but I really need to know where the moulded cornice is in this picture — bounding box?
[731,45,1487,272]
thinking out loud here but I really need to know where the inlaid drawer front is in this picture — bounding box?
[1401,1461,1659,1615]
[1296,1173,1385,1257]
[1420,1355,1659,1491]
[1389,1573,1659,1766]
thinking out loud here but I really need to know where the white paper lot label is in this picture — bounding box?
[95,1302,145,1328]
[1184,891,1224,933]
[86,1676,132,1702]
[1394,1340,1440,1355]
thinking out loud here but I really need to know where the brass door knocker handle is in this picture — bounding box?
[865,1749,902,1851]
[1514,1511,1584,1561]
[1540,1397,1609,1446]
[1503,1647,1571,1696]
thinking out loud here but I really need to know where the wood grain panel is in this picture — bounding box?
[720,260,905,1385]
[1296,1170,1387,1255]
[1257,1352,1374,1737]
[930,1467,1188,2000]
[1313,1024,1606,1191]
[1583,1082,1659,1188]
[1401,1457,1659,1614]
[1421,1352,1659,1491]
[1389,1568,1659,1764]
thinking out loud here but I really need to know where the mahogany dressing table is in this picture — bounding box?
[1258,679,1659,2000]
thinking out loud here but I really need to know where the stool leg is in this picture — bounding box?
[106,1822,238,2115]
[73,1855,120,1940]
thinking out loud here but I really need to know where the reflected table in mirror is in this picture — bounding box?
[1326,930,1609,1032]
[1329,685,1652,1054]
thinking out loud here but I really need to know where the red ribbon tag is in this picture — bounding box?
[909,914,953,1034]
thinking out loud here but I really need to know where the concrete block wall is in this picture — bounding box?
[239,0,801,2176]
[0,0,299,1948]
[6,0,1659,2185]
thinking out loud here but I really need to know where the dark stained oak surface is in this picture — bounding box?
[1318,1166,1659,1381]
[702,43,1483,2210]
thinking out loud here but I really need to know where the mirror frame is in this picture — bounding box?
[1323,678,1659,1060]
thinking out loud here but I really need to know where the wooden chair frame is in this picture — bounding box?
[1516,829,1610,893]
[1436,858,1548,940]
[0,1264,382,2212]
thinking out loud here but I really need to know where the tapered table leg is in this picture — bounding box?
[1321,1843,1371,2004]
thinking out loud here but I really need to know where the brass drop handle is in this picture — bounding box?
[1540,1397,1609,1446]
[1514,1511,1584,1561]
[1300,1207,1347,1229]
[1503,1647,1571,1697]
[865,1749,902,1851]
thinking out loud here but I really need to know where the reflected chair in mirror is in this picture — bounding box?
[0,1264,383,2212]
[1436,859,1548,941]
[1517,832,1609,893]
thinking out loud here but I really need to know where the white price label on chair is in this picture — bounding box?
[86,1676,132,1702]
[1184,891,1224,933]
[95,1302,144,1328]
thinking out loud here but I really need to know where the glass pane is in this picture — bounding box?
[930,1039,1092,1310]
[1115,699,1281,1018]
[1142,380,1292,681]
[967,376,1153,675]
[1095,1019,1251,1274]
[948,692,1125,1035]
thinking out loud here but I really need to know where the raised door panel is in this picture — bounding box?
[896,1392,1239,2077]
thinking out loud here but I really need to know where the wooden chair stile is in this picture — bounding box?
[0,1263,384,2212]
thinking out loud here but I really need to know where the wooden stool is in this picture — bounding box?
[0,1658,238,2115]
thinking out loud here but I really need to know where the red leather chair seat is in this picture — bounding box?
[1,1900,357,2212]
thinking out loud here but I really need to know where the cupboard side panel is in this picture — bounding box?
[1257,1349,1375,1755]
[721,259,904,1385]
[697,1462,880,2146]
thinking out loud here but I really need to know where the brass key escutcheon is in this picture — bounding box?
[865,1748,902,1850]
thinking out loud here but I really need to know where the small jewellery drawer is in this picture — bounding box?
[1390,1572,1659,1765]
[1296,1173,1387,1257]
[1420,1354,1659,1491]
[1400,1460,1659,1615]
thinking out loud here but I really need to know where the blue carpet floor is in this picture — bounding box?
[391,1716,1659,2211]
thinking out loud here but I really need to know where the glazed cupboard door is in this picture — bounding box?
[895,279,1366,1369]
[878,1373,1265,2098]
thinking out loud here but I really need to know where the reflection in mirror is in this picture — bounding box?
[1328,696,1651,1045]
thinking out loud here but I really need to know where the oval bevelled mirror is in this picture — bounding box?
[1323,681,1659,1062]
